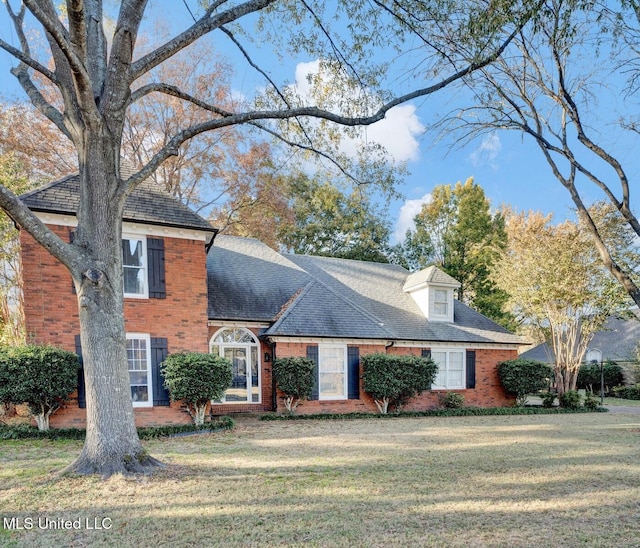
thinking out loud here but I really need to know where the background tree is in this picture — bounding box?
[160,352,232,426]
[277,175,392,262]
[441,1,640,308]
[402,178,513,327]
[0,0,538,476]
[494,209,629,395]
[0,154,32,346]
[0,344,79,431]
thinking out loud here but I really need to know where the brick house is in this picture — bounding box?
[19,177,524,427]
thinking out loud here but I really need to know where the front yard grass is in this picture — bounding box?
[1,413,639,547]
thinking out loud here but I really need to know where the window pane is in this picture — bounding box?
[122,239,143,267]
[127,338,149,404]
[432,351,446,388]
[123,267,144,295]
[319,346,345,398]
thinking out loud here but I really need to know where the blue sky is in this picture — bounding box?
[2,1,638,243]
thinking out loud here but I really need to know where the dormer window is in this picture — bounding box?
[403,265,459,323]
[433,289,449,316]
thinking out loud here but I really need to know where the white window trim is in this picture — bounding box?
[126,333,153,408]
[122,234,148,299]
[318,343,348,401]
[429,286,453,322]
[430,348,466,390]
[209,327,262,405]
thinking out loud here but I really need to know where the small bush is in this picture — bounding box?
[362,353,437,414]
[541,392,557,408]
[440,392,464,409]
[497,359,553,406]
[611,384,640,400]
[272,357,315,414]
[559,390,581,410]
[161,352,232,426]
[583,392,600,410]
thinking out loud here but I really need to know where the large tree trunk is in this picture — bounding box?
[63,136,161,477]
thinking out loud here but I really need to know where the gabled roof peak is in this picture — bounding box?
[403,265,461,293]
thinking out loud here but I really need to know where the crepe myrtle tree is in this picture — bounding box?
[0,0,540,476]
[160,352,232,426]
[0,344,79,431]
[362,353,437,414]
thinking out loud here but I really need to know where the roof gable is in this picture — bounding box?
[20,174,215,234]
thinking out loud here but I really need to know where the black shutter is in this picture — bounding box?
[75,335,86,408]
[466,350,476,389]
[147,237,166,299]
[422,349,432,389]
[347,346,360,400]
[151,337,170,406]
[307,345,319,400]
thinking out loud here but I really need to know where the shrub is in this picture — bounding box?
[362,353,437,414]
[577,361,624,392]
[0,345,79,431]
[439,392,464,409]
[541,392,557,408]
[497,359,553,407]
[583,392,600,410]
[161,352,232,426]
[559,390,581,410]
[272,357,315,414]
[611,384,640,400]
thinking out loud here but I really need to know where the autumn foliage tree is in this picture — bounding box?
[0,0,539,476]
[493,209,629,395]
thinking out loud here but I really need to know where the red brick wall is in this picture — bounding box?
[20,225,210,428]
[273,343,517,415]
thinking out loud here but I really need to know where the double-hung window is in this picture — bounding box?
[122,236,148,298]
[318,344,347,400]
[431,349,465,390]
[126,334,153,407]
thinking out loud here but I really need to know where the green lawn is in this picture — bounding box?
[1,413,640,547]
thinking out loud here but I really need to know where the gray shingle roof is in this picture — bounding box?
[520,311,640,363]
[20,174,215,233]
[208,236,524,345]
[404,265,461,291]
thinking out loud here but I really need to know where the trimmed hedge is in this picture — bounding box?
[0,416,235,440]
[260,406,608,421]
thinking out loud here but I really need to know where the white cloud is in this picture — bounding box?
[393,193,432,243]
[469,132,502,168]
[290,61,424,164]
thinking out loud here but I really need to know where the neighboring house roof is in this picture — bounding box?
[20,173,215,234]
[208,235,524,345]
[520,311,640,363]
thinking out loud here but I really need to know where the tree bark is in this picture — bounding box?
[63,136,162,477]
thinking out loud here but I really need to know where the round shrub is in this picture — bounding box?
[362,353,437,414]
[161,352,232,426]
[272,357,315,414]
[559,390,581,410]
[498,358,553,406]
[540,392,557,408]
[0,344,79,431]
